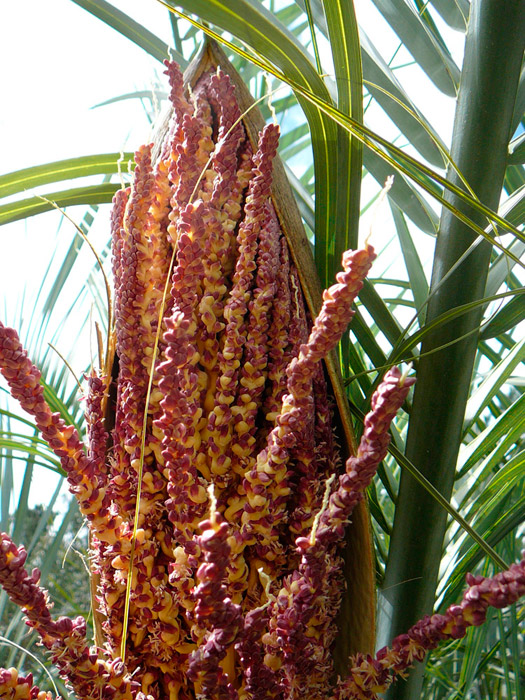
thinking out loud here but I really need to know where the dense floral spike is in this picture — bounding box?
[2,59,524,700]
[156,304,208,541]
[229,204,281,473]
[111,154,150,520]
[335,555,525,700]
[287,363,337,540]
[204,70,245,208]
[264,367,415,695]
[261,237,292,429]
[113,145,157,470]
[85,373,109,476]
[155,61,192,233]
[307,365,416,549]
[111,186,130,324]
[164,59,192,130]
[188,498,242,700]
[203,124,280,490]
[241,244,376,561]
[235,607,285,700]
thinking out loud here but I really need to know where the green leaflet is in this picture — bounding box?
[0,153,133,200]
[369,0,460,96]
[0,183,121,225]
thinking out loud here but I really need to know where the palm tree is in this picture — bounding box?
[0,1,523,699]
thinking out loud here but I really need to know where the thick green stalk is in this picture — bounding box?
[379,2,525,698]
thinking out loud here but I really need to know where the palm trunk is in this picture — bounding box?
[380,1,525,698]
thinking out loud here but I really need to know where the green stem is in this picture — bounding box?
[380,3,525,699]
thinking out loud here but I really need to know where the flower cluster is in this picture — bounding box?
[0,667,55,700]
[0,59,523,700]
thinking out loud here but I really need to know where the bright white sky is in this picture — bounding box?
[1,1,173,327]
[0,0,463,508]
[2,3,167,170]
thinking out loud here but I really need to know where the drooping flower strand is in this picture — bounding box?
[334,554,525,700]
[0,323,124,543]
[0,534,141,700]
